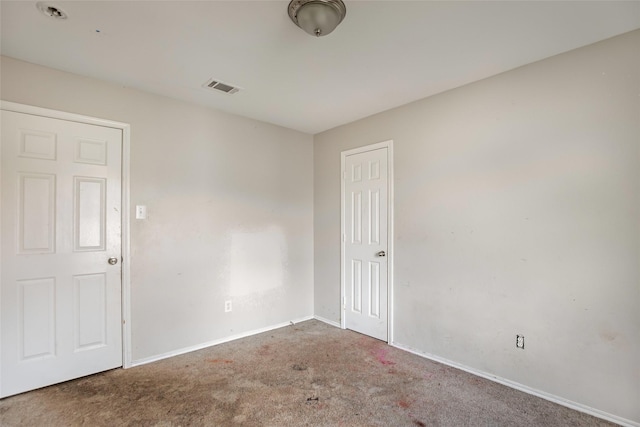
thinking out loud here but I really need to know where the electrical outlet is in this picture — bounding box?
[516,335,525,349]
[224,300,232,313]
[135,205,147,219]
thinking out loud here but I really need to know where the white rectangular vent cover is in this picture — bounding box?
[203,78,241,95]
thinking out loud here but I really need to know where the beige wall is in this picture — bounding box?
[1,56,314,362]
[314,30,640,423]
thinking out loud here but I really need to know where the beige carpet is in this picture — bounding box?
[0,320,615,426]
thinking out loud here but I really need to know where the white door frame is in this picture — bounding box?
[0,100,133,372]
[341,140,394,343]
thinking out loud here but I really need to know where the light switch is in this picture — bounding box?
[135,205,147,219]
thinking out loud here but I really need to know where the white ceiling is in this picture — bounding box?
[2,1,639,134]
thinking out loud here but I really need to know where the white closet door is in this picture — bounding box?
[1,110,123,397]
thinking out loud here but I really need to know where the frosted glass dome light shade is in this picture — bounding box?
[288,0,346,37]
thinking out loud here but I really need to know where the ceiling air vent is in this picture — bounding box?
[202,78,241,95]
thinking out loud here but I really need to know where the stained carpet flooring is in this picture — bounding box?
[0,320,615,426]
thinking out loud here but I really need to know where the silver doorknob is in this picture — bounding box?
[376,251,386,257]
[108,257,118,265]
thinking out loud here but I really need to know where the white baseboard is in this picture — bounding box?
[131,315,314,368]
[391,342,639,427]
[313,315,341,328]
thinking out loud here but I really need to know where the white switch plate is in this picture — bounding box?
[135,205,147,219]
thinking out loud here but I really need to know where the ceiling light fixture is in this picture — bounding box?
[288,0,346,37]
[36,2,68,20]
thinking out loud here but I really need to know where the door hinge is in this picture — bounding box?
[342,171,347,180]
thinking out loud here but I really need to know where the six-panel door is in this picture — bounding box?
[1,110,123,397]
[344,147,388,341]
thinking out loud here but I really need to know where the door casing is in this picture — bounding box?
[341,140,394,343]
[0,101,133,381]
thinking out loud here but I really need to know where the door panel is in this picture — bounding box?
[18,277,56,361]
[74,177,106,251]
[18,173,56,253]
[73,273,108,351]
[1,110,123,397]
[344,147,388,341]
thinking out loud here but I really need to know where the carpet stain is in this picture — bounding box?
[207,359,233,364]
[398,400,411,408]
[373,347,396,366]
[258,344,271,356]
[413,420,427,427]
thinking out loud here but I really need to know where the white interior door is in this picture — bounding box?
[1,110,123,397]
[343,146,389,341]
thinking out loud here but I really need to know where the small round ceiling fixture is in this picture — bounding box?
[36,2,68,20]
[288,0,346,37]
